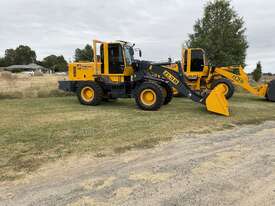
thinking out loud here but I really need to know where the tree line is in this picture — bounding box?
[0,44,93,72]
[0,45,66,72]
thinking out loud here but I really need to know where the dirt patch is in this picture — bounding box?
[129,171,175,184]
[68,196,107,206]
[112,187,134,201]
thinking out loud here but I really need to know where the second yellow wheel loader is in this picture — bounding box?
[171,48,275,102]
[59,40,229,116]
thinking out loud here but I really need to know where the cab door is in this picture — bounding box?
[108,43,125,74]
[186,49,207,90]
[190,49,205,73]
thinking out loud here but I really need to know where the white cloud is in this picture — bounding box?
[0,0,275,72]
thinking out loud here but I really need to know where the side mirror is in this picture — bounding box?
[139,50,142,57]
[129,47,134,56]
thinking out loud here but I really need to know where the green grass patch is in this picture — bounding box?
[1,93,275,181]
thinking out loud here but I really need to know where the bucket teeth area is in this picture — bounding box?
[206,84,229,116]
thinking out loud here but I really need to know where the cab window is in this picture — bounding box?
[124,47,133,65]
[190,50,204,72]
[108,44,124,74]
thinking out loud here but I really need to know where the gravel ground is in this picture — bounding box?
[1,121,275,206]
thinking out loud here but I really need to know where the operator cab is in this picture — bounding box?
[190,49,205,72]
[99,41,135,75]
[182,48,208,80]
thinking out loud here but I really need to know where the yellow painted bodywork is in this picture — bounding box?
[68,62,100,81]
[171,48,268,97]
[68,40,134,84]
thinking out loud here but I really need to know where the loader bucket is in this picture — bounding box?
[205,84,229,116]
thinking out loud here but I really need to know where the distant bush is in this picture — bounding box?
[0,91,23,99]
[0,71,17,80]
[0,75,73,100]
[48,89,73,97]
[37,89,73,98]
[33,71,44,76]
[252,61,262,82]
[0,88,74,100]
[36,89,49,98]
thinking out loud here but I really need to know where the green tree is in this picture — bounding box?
[74,44,93,62]
[4,49,16,66]
[14,45,36,65]
[252,61,262,82]
[0,57,6,67]
[1,45,36,66]
[41,55,68,72]
[186,0,248,66]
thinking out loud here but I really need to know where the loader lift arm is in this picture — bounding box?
[149,63,229,116]
[149,63,205,103]
[214,66,268,97]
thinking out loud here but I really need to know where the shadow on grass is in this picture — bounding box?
[235,117,275,126]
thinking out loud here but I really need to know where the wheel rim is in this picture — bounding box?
[81,86,95,102]
[140,89,157,106]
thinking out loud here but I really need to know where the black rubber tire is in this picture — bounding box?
[135,82,164,111]
[162,84,173,105]
[211,78,235,99]
[102,97,109,102]
[266,80,275,102]
[76,82,103,105]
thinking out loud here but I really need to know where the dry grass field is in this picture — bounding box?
[0,72,69,99]
[1,72,275,182]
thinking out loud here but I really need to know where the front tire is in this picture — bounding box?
[266,80,275,102]
[135,82,164,111]
[162,84,173,105]
[77,82,103,105]
[211,78,235,99]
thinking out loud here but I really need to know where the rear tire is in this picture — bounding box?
[266,80,275,102]
[211,78,235,99]
[77,82,103,105]
[135,82,164,111]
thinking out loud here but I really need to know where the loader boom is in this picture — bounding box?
[149,63,229,116]
[214,66,268,97]
[150,64,204,103]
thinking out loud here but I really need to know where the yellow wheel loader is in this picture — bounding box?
[59,40,229,116]
[170,48,275,102]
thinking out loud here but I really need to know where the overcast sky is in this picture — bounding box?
[0,0,275,72]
